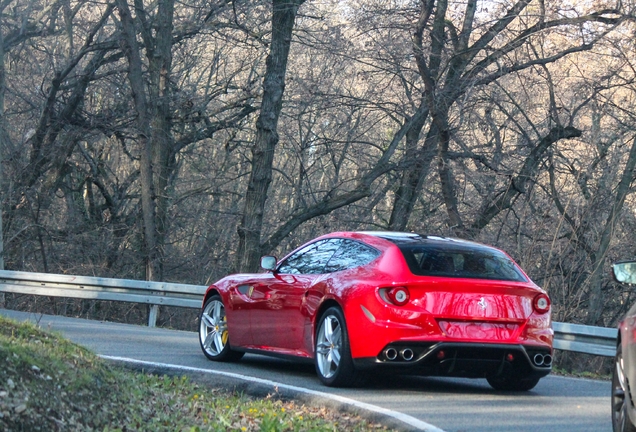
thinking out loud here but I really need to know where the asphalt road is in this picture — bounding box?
[1,309,611,432]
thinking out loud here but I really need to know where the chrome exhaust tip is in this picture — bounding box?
[533,353,545,366]
[400,348,414,361]
[543,354,553,367]
[385,348,398,361]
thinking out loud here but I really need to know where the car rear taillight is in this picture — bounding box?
[533,293,550,314]
[380,286,410,306]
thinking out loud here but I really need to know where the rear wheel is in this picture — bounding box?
[487,374,540,391]
[315,307,362,387]
[199,295,244,362]
[613,342,636,432]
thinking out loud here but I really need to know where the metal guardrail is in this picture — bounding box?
[0,270,620,357]
[0,269,207,327]
[552,321,618,357]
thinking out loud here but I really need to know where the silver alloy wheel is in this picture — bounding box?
[316,314,342,379]
[199,298,229,356]
[614,347,629,431]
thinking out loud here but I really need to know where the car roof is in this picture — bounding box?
[313,231,505,255]
[357,231,422,241]
[356,231,501,252]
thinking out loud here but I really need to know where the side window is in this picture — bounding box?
[324,240,380,273]
[277,239,343,275]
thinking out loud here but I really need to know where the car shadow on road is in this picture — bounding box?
[365,374,493,394]
[237,354,541,395]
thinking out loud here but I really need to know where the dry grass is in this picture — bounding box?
[0,315,394,431]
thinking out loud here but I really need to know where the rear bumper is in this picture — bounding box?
[352,342,552,379]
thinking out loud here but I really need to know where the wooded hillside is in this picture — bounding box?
[1,0,635,327]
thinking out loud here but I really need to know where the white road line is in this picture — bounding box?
[100,355,445,432]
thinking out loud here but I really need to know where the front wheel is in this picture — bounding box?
[315,307,362,387]
[487,374,540,391]
[613,342,636,432]
[199,295,244,362]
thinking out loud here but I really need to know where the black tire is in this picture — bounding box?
[314,306,363,387]
[198,295,244,362]
[487,374,541,391]
[613,342,636,432]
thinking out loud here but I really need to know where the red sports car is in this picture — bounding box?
[198,231,553,390]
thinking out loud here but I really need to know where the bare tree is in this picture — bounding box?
[0,0,7,305]
[235,0,307,272]
[383,0,626,234]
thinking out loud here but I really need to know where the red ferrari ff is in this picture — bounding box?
[198,231,553,390]
[612,260,636,432]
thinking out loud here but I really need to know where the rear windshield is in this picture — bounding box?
[398,245,527,282]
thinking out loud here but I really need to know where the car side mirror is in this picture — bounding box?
[612,261,636,285]
[260,256,277,272]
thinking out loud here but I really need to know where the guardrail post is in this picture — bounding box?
[148,305,159,327]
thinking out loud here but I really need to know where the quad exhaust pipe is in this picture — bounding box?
[400,348,414,361]
[384,347,415,361]
[384,347,551,366]
[533,353,552,367]
[385,348,398,361]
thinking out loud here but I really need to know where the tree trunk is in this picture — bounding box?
[437,125,464,234]
[388,114,437,231]
[147,0,175,282]
[235,0,305,273]
[0,15,6,307]
[116,0,161,282]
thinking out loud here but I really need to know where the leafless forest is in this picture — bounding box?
[1,0,636,341]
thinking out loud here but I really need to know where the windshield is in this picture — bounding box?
[398,244,527,282]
